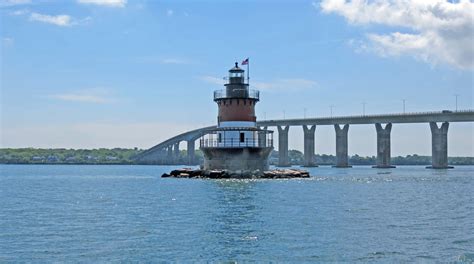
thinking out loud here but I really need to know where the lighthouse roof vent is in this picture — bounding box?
[229,62,244,72]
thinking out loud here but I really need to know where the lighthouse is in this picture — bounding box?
[200,62,274,171]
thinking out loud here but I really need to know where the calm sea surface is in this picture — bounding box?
[1,164,473,262]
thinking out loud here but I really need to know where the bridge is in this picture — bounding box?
[134,110,474,169]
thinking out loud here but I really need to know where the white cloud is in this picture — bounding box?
[77,0,126,8]
[135,3,145,10]
[132,56,192,64]
[160,58,190,64]
[50,94,109,103]
[29,13,73,26]
[0,0,30,7]
[1,122,200,149]
[49,89,115,104]
[199,76,225,86]
[10,9,29,15]
[166,9,174,16]
[2,37,14,47]
[319,0,474,70]
[254,78,318,91]
[28,12,91,27]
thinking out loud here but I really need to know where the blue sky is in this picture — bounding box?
[1,0,473,156]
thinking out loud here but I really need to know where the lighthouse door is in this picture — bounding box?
[239,132,245,143]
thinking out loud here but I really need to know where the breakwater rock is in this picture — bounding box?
[162,168,310,179]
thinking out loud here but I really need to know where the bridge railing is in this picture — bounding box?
[262,109,474,122]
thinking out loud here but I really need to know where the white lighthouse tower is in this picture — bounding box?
[200,62,273,171]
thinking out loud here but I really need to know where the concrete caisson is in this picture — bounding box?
[202,147,273,171]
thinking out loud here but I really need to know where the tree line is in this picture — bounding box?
[0,148,472,165]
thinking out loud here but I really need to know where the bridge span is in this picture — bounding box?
[134,110,474,169]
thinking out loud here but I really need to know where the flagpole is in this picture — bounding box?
[247,58,250,86]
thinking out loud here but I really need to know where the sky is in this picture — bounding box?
[1,0,473,156]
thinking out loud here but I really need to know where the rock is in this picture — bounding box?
[228,171,240,178]
[170,170,180,176]
[242,170,251,178]
[208,170,224,178]
[253,169,263,177]
[220,171,231,178]
[161,168,310,179]
[190,170,202,177]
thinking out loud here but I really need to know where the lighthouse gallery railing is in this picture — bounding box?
[200,138,273,148]
[213,89,260,100]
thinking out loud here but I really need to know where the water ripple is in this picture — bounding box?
[1,164,473,262]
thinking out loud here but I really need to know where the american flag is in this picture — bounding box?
[241,58,249,65]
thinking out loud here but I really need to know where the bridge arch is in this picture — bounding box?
[134,126,215,164]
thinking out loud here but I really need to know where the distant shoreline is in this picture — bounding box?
[1,163,473,166]
[1,148,473,166]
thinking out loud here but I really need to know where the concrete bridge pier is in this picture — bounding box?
[302,125,317,167]
[166,146,173,164]
[277,125,290,167]
[173,142,180,163]
[333,124,352,168]
[373,123,395,168]
[187,139,195,165]
[427,122,453,169]
[158,148,167,164]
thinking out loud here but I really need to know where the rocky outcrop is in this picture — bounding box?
[162,168,310,179]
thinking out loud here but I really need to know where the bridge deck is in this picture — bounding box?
[257,110,474,127]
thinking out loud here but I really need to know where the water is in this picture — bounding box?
[1,165,473,262]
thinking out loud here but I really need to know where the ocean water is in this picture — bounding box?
[0,164,473,262]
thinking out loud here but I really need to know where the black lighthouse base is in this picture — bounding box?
[201,147,273,171]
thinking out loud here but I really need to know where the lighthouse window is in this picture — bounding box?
[240,133,245,143]
[231,72,242,77]
[218,133,222,143]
